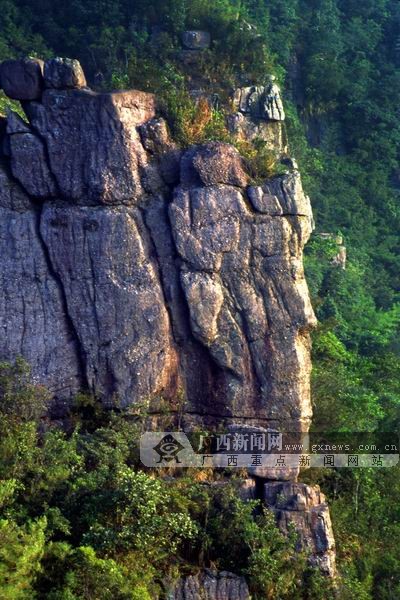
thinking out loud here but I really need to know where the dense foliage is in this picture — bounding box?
[0,361,335,599]
[0,0,400,598]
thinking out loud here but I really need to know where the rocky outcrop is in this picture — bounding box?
[0,56,335,582]
[233,83,285,121]
[170,570,250,600]
[227,80,287,152]
[169,155,316,429]
[0,59,317,424]
[0,59,316,427]
[264,482,337,577]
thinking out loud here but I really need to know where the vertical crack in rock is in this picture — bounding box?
[0,163,82,408]
[35,204,87,391]
[39,203,179,407]
[144,192,224,418]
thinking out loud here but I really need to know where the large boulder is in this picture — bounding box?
[0,58,44,100]
[44,57,87,89]
[247,169,313,219]
[169,155,316,428]
[181,142,249,188]
[233,82,285,121]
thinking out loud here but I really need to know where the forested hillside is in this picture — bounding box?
[0,1,399,598]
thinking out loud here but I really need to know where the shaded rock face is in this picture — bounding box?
[170,570,250,600]
[25,88,157,204]
[264,482,337,577]
[233,84,285,121]
[0,58,44,100]
[169,167,316,429]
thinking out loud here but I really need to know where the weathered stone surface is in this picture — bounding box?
[44,57,87,89]
[170,151,316,427]
[181,142,249,188]
[171,569,250,600]
[248,170,313,218]
[40,203,179,406]
[227,111,286,150]
[0,58,44,100]
[0,80,316,431]
[182,30,211,50]
[228,82,286,149]
[9,131,57,198]
[0,163,32,211]
[233,83,285,122]
[264,482,336,577]
[139,117,181,185]
[0,166,81,400]
[139,117,172,154]
[181,271,224,344]
[28,88,156,204]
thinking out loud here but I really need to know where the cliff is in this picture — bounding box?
[0,57,336,585]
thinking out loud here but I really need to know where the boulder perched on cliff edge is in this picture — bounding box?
[0,58,44,100]
[181,141,249,188]
[44,57,87,89]
[233,82,285,121]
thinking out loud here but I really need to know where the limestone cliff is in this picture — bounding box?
[0,57,335,585]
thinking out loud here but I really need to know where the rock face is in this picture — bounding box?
[0,56,335,583]
[264,482,337,577]
[170,570,250,600]
[0,59,317,426]
[40,203,178,406]
[0,165,81,403]
[25,88,157,204]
